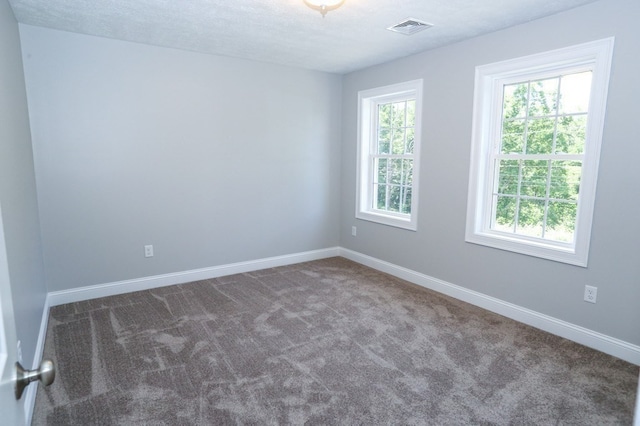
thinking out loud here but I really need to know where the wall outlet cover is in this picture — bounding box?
[584,285,597,303]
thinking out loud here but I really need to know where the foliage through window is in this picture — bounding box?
[374,99,416,214]
[357,80,422,230]
[494,72,590,243]
[466,39,614,266]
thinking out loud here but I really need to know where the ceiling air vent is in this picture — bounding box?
[387,18,433,35]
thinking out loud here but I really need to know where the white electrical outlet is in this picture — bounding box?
[584,285,597,303]
[144,245,154,258]
[352,226,357,237]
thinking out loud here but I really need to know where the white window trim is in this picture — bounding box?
[465,38,615,267]
[356,80,423,231]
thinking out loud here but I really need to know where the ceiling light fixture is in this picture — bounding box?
[303,0,345,17]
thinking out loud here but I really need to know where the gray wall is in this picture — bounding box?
[15,0,639,351]
[0,0,47,369]
[340,0,640,346]
[20,25,342,292]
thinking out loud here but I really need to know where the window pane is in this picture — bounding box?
[378,129,391,154]
[526,118,555,154]
[375,158,388,184]
[517,199,545,238]
[555,115,587,154]
[392,128,405,154]
[550,161,581,201]
[388,185,401,212]
[547,201,577,242]
[402,186,412,214]
[376,184,387,210]
[389,159,402,185]
[392,102,406,128]
[521,160,549,198]
[503,83,528,119]
[378,103,392,128]
[403,159,413,186]
[493,195,516,231]
[406,128,415,154]
[497,160,520,195]
[372,97,416,215]
[560,71,592,114]
[528,78,559,117]
[406,100,416,127]
[501,119,525,153]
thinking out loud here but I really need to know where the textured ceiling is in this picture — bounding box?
[8,0,599,74]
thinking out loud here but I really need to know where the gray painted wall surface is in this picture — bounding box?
[14,0,639,352]
[340,0,640,345]
[20,25,342,292]
[0,0,47,370]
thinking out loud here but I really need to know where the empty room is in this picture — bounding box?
[0,0,639,424]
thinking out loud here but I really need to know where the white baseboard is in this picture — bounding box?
[47,247,340,307]
[339,248,640,366]
[42,245,640,366]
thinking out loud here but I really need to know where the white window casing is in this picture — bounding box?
[356,80,423,231]
[465,38,614,266]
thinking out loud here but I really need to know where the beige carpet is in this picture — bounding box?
[33,257,638,424]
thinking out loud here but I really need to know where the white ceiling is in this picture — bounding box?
[8,0,599,74]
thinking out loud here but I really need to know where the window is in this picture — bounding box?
[466,38,614,266]
[356,80,423,230]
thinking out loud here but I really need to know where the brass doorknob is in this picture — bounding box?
[15,359,55,400]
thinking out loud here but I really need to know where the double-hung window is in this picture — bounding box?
[466,39,614,266]
[356,80,423,230]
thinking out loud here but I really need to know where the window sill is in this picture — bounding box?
[465,230,587,267]
[356,210,417,231]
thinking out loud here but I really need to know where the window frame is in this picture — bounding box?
[465,38,614,267]
[356,80,423,231]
